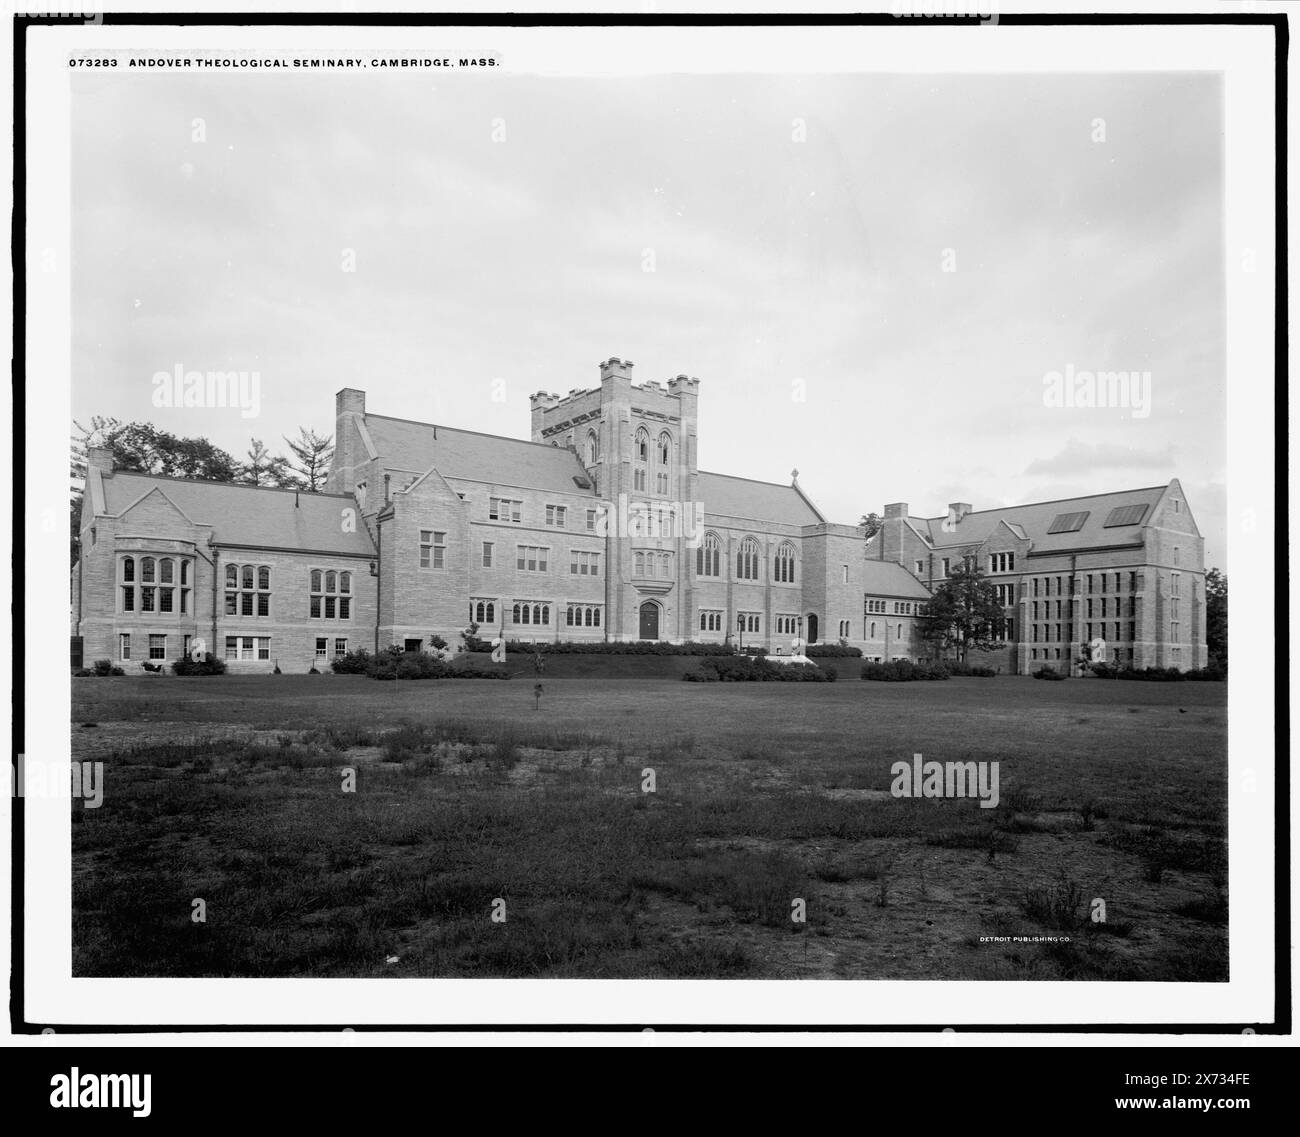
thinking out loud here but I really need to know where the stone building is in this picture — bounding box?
[71,356,1208,674]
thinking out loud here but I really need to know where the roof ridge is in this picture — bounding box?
[365,412,584,455]
[698,469,803,492]
[916,483,1169,521]
[105,470,356,501]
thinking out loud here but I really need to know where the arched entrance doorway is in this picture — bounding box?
[639,600,660,640]
[806,614,819,644]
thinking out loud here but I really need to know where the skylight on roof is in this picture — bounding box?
[1047,511,1090,534]
[1103,504,1149,527]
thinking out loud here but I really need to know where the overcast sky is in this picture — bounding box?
[72,69,1226,567]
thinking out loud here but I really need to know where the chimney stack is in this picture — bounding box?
[947,502,972,525]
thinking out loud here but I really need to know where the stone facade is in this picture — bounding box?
[72,358,1209,675]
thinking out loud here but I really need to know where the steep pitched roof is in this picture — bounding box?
[699,471,823,527]
[99,472,376,556]
[862,559,933,599]
[364,414,595,496]
[912,485,1168,553]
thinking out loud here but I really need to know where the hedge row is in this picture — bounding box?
[1102,664,1225,682]
[805,644,863,658]
[171,655,228,676]
[333,647,508,680]
[944,660,997,677]
[467,639,739,657]
[684,657,836,682]
[73,659,125,677]
[860,660,950,682]
[1033,667,1067,681]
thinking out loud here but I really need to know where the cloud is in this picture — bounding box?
[1023,439,1179,477]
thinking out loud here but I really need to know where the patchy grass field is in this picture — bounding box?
[71,673,1227,980]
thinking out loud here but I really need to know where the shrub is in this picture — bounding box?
[170,653,227,677]
[1033,666,1066,681]
[497,639,736,657]
[1109,664,1225,682]
[365,647,507,681]
[805,644,862,658]
[330,648,373,675]
[89,659,122,677]
[946,660,996,677]
[462,624,492,652]
[860,660,949,682]
[684,657,832,682]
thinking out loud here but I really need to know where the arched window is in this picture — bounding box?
[696,532,721,577]
[310,569,322,592]
[141,557,156,583]
[485,602,494,624]
[774,542,797,583]
[181,561,189,586]
[634,551,646,576]
[658,432,671,465]
[241,565,254,590]
[325,570,336,593]
[513,603,522,624]
[586,430,599,465]
[160,558,174,583]
[541,605,549,625]
[661,552,673,577]
[258,566,270,590]
[340,572,351,594]
[737,537,760,581]
[121,556,134,582]
[226,564,238,588]
[475,601,485,622]
[635,427,649,462]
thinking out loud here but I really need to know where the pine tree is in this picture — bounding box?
[283,427,335,492]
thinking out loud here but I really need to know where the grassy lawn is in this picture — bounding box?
[71,672,1227,980]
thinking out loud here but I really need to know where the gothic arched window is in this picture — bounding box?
[635,427,649,462]
[774,542,797,583]
[696,532,721,577]
[737,537,760,581]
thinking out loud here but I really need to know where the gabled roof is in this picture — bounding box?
[99,472,376,556]
[912,485,1168,554]
[699,471,823,527]
[862,559,932,599]
[364,414,595,496]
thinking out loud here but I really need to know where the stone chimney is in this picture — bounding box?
[881,503,909,564]
[328,388,368,495]
[87,445,114,473]
[947,502,972,525]
[336,388,366,417]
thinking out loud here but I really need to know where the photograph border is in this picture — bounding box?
[10,7,1289,1036]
